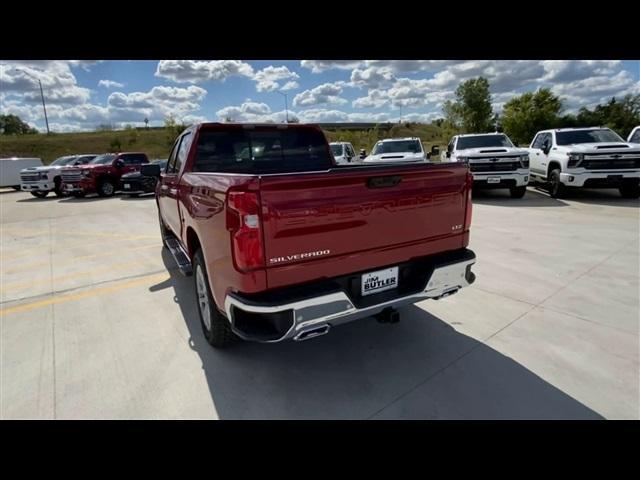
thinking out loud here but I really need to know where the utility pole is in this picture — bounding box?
[9,67,50,134]
[278,91,289,123]
[399,105,403,124]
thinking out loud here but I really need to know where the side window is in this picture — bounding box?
[631,129,640,143]
[531,134,543,149]
[121,154,147,165]
[166,138,180,174]
[174,133,192,173]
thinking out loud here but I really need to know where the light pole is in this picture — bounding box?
[7,66,51,134]
[278,91,289,123]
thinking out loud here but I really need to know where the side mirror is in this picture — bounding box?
[114,159,124,168]
[541,143,550,155]
[141,163,161,177]
[359,149,367,159]
[446,151,451,158]
[426,152,431,159]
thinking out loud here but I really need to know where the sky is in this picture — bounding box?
[1,60,638,133]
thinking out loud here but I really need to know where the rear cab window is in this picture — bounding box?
[193,126,332,174]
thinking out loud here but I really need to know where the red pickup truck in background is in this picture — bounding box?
[61,152,149,197]
[146,123,476,348]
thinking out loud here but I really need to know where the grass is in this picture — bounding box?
[0,123,452,165]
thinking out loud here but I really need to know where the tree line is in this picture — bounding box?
[440,77,639,145]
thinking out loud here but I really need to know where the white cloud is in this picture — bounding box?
[155,60,254,83]
[253,65,299,92]
[99,79,124,89]
[281,81,299,91]
[350,66,396,89]
[300,60,364,73]
[293,82,348,107]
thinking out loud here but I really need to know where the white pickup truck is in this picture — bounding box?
[442,133,529,198]
[329,142,357,165]
[527,127,640,198]
[363,137,427,163]
[628,126,640,144]
[20,154,97,198]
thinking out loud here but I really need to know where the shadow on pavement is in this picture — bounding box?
[119,193,155,201]
[562,188,640,208]
[150,249,604,420]
[472,187,569,208]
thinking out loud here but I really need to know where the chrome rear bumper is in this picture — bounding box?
[223,249,476,343]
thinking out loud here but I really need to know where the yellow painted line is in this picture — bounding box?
[0,272,169,316]
[1,243,161,274]
[1,259,156,292]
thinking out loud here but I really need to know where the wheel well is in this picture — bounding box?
[547,161,561,178]
[186,227,201,259]
[97,174,116,185]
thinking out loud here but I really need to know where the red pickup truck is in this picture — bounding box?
[61,152,149,197]
[147,123,476,348]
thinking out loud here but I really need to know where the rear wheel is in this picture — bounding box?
[97,179,115,197]
[619,183,640,199]
[510,186,527,198]
[11,185,21,191]
[193,249,238,348]
[30,191,48,198]
[548,169,566,198]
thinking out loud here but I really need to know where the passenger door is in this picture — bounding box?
[530,133,550,178]
[158,133,192,236]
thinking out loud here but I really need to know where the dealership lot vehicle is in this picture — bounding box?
[363,137,427,163]
[628,126,640,144]
[0,157,43,189]
[329,142,357,164]
[1,187,637,419]
[121,159,167,196]
[528,127,640,198]
[20,154,97,198]
[444,133,530,198]
[61,152,149,197]
[151,123,475,347]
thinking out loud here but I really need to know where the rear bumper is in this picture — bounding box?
[560,170,640,187]
[223,248,476,343]
[21,180,53,192]
[472,171,529,188]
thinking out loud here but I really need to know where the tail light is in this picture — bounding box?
[464,171,473,230]
[226,190,264,271]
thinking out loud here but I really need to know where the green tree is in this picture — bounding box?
[0,114,39,135]
[575,95,640,138]
[502,88,563,145]
[443,77,493,133]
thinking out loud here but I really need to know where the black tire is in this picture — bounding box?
[30,191,48,198]
[12,185,21,191]
[97,178,116,197]
[619,184,640,199]
[129,193,140,198]
[193,249,239,348]
[548,169,566,198]
[53,177,66,197]
[510,186,527,198]
[72,192,85,198]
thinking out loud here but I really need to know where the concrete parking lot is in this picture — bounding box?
[1,187,638,419]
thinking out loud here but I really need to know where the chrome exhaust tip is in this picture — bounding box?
[293,324,330,341]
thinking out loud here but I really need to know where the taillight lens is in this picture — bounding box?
[226,191,264,271]
[464,171,473,230]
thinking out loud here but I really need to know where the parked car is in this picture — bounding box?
[121,159,167,196]
[61,152,149,197]
[20,154,97,198]
[329,142,357,164]
[149,122,476,348]
[527,127,640,198]
[363,138,427,163]
[443,133,529,198]
[628,126,640,144]
[0,157,43,189]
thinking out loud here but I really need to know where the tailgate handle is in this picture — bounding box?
[367,175,402,188]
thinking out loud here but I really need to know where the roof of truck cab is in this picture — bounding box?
[553,127,607,131]
[456,132,505,137]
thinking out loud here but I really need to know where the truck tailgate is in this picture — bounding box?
[259,163,471,289]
